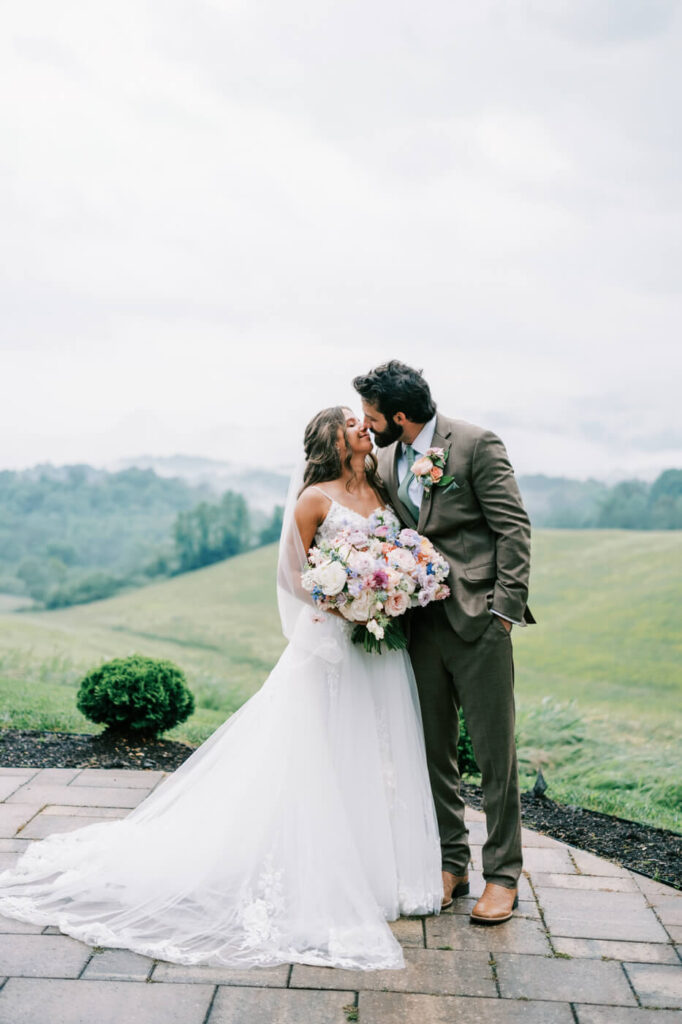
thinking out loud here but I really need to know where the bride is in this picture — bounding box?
[0,406,442,970]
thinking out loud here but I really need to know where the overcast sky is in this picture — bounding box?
[1,0,680,480]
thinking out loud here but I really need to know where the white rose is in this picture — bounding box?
[348,587,374,621]
[312,561,347,596]
[388,548,415,573]
[335,543,352,562]
[347,550,374,575]
[301,571,316,592]
[367,619,385,639]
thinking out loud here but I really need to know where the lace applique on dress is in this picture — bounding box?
[237,856,285,948]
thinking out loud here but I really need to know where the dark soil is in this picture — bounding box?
[461,780,681,891]
[0,729,195,773]
[1,730,679,891]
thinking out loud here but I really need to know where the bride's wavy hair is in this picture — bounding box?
[300,406,385,498]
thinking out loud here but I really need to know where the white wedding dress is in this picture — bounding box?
[0,500,442,970]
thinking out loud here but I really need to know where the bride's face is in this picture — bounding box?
[339,408,373,457]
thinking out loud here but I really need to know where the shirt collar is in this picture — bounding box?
[403,413,437,457]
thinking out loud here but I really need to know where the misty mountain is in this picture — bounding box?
[109,454,291,511]
[105,454,681,529]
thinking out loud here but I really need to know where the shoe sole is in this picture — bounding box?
[470,895,518,925]
[441,880,470,909]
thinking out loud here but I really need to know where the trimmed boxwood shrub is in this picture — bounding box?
[457,709,479,776]
[77,654,195,737]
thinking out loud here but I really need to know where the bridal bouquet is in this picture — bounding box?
[301,509,450,653]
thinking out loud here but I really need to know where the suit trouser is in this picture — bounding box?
[409,603,522,889]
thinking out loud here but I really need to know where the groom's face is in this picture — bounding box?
[360,399,404,448]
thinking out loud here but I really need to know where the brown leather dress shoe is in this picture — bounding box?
[441,870,470,909]
[470,882,518,924]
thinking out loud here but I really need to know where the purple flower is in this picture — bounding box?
[370,569,389,590]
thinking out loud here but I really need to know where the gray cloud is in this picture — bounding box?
[0,0,680,480]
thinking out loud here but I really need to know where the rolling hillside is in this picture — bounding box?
[0,531,680,830]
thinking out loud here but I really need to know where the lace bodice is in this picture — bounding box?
[314,493,401,546]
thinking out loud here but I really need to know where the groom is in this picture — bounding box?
[353,360,534,924]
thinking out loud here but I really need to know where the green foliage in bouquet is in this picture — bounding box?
[76,654,195,737]
[457,709,479,776]
[351,620,408,655]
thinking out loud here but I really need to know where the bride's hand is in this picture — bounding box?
[312,608,345,621]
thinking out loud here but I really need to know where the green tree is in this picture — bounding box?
[596,480,650,529]
[648,470,682,529]
[173,491,251,572]
[259,505,284,545]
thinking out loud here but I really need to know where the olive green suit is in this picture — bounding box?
[377,414,534,888]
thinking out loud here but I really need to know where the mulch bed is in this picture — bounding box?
[0,729,194,773]
[461,781,681,892]
[2,730,680,891]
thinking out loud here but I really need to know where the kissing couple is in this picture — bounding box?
[0,360,534,971]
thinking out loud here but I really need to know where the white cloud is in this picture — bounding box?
[0,0,680,480]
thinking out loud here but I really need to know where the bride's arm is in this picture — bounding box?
[294,487,327,553]
[293,489,348,620]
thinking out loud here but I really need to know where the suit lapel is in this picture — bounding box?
[417,414,452,533]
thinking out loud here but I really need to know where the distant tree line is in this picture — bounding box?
[519,469,682,530]
[0,462,677,610]
[0,466,283,609]
[592,471,682,530]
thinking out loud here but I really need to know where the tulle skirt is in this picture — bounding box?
[0,614,442,969]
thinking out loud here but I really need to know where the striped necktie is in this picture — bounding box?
[397,444,420,522]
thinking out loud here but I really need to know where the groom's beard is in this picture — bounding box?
[371,419,403,448]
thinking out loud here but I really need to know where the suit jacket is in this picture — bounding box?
[377,413,535,642]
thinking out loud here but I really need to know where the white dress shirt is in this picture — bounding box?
[396,415,519,627]
[396,414,437,510]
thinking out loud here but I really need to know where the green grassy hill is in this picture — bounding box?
[0,546,286,743]
[0,531,680,832]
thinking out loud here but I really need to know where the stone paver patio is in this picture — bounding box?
[0,767,679,1023]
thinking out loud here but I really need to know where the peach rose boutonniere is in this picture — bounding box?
[411,447,457,494]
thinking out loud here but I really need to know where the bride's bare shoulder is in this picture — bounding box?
[295,486,332,528]
[296,484,333,510]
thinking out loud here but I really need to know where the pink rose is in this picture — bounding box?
[411,456,431,477]
[385,591,410,617]
[430,466,443,482]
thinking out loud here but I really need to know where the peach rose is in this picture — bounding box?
[430,466,443,482]
[411,456,432,477]
[385,591,410,617]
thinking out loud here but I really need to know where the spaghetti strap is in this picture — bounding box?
[310,485,335,501]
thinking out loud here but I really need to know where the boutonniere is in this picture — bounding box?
[411,447,457,494]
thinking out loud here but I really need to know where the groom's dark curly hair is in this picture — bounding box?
[352,360,436,423]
